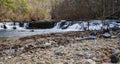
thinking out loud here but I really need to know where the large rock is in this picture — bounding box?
[90,31,97,36]
[110,54,119,63]
[111,50,120,63]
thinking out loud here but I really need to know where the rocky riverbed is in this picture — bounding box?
[0,31,119,64]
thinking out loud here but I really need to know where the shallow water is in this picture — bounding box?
[0,29,65,37]
[0,20,120,37]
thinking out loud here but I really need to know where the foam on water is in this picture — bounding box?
[0,22,29,30]
[0,23,4,29]
[88,20,103,30]
[65,23,83,31]
[53,22,62,29]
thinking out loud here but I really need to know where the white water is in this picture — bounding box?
[65,23,83,31]
[53,20,72,29]
[0,20,120,37]
[53,22,62,29]
[0,22,29,30]
[88,20,103,30]
[0,23,4,29]
[53,20,120,31]
[54,20,104,31]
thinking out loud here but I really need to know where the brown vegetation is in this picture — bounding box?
[0,0,120,21]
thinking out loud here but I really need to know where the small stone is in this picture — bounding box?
[87,36,97,40]
[8,56,12,59]
[54,46,65,55]
[82,48,90,51]
[111,36,117,39]
[102,33,112,38]
[0,62,4,64]
[75,52,84,57]
[54,62,64,64]
[82,59,96,64]
[44,42,51,47]
[37,61,46,64]
[45,61,51,64]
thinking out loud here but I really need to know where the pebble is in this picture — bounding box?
[75,52,84,57]
[54,46,65,56]
[82,59,96,64]
[82,48,90,51]
[37,61,46,64]
[7,56,12,59]
[0,62,4,64]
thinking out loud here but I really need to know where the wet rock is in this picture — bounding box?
[102,33,112,38]
[81,59,96,64]
[110,54,119,63]
[75,52,84,57]
[90,31,97,36]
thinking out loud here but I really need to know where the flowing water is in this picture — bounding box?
[0,20,120,37]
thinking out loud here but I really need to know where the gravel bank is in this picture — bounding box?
[0,31,119,64]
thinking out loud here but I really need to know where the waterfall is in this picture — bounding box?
[0,22,29,30]
[65,23,83,31]
[89,20,103,30]
[53,22,63,29]
[53,20,72,29]
[24,23,29,29]
[0,23,4,29]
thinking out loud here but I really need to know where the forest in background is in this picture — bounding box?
[0,0,120,21]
